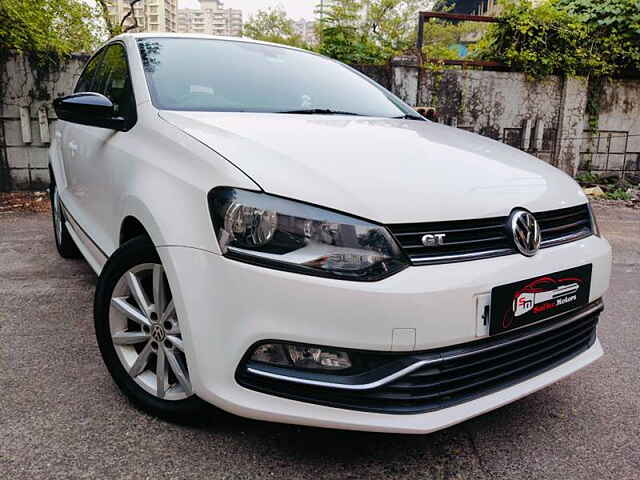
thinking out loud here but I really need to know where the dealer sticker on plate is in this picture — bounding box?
[489,264,592,335]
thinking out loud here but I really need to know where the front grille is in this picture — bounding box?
[238,301,601,414]
[536,204,593,248]
[388,204,593,265]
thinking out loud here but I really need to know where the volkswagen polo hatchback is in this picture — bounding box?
[49,34,611,433]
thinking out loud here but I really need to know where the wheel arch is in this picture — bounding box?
[120,215,152,245]
[116,196,166,252]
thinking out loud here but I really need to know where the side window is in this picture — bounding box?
[74,50,105,93]
[93,44,136,123]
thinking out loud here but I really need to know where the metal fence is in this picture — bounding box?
[579,130,640,177]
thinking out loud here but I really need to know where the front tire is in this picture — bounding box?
[94,235,207,420]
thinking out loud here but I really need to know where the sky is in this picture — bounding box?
[179,0,317,20]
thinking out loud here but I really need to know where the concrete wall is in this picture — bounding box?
[582,78,640,173]
[0,52,88,191]
[417,69,565,165]
[389,57,596,174]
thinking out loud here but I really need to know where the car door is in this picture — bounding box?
[60,42,137,255]
[59,47,106,228]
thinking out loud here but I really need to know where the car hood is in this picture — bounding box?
[160,111,587,223]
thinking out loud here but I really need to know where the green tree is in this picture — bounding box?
[556,0,640,76]
[365,0,430,52]
[421,19,488,61]
[474,0,640,78]
[431,0,455,12]
[317,0,431,64]
[243,6,305,47]
[0,0,103,57]
[317,0,383,63]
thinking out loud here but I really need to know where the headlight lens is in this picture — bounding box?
[208,187,408,280]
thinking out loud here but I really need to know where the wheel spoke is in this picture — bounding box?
[160,299,176,324]
[166,335,184,352]
[156,346,167,398]
[129,340,153,377]
[112,331,149,345]
[127,272,152,318]
[111,263,191,401]
[166,348,191,395]
[152,265,166,317]
[111,297,150,327]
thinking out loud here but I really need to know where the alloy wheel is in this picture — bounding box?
[109,263,191,400]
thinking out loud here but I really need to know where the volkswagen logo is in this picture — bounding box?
[151,324,166,343]
[509,209,541,257]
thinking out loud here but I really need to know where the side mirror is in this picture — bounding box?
[53,93,126,131]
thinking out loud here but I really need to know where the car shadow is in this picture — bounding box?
[178,387,559,463]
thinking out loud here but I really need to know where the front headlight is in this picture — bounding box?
[208,187,408,281]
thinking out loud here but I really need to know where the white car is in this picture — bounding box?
[49,34,612,434]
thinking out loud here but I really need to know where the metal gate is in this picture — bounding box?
[579,130,640,177]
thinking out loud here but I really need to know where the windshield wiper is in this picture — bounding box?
[393,114,425,121]
[277,109,364,116]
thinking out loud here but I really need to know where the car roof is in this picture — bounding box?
[111,33,309,53]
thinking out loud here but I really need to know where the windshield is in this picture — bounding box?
[137,38,415,118]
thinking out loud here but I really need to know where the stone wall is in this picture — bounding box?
[0,52,88,191]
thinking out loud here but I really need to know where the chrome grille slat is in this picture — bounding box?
[541,219,590,234]
[388,204,592,265]
[393,223,506,236]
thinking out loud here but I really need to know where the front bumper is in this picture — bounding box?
[157,233,611,433]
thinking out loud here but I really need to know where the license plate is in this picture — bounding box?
[489,264,592,335]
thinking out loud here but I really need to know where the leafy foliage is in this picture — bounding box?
[557,0,640,76]
[605,187,633,200]
[0,0,104,58]
[474,0,640,78]
[317,0,431,64]
[431,0,455,11]
[243,6,306,48]
[575,171,601,184]
[421,20,488,61]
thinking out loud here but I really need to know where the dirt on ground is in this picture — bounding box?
[0,192,51,214]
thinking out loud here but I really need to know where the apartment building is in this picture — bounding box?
[177,0,243,37]
[107,0,178,33]
[294,19,317,46]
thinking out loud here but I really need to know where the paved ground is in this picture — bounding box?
[1,205,638,480]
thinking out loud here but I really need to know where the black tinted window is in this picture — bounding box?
[75,50,105,93]
[138,38,412,118]
[94,44,136,121]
